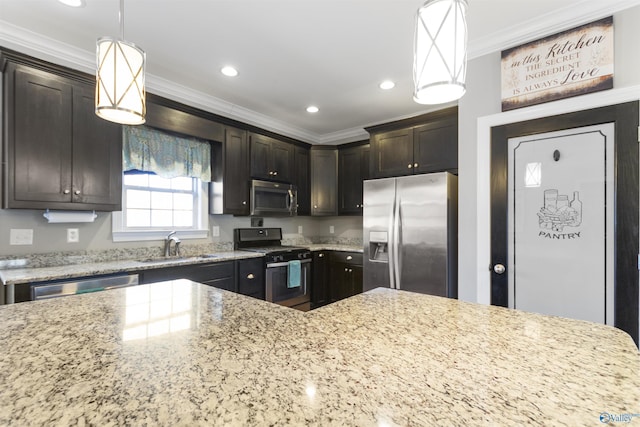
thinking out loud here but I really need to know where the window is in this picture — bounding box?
[123,173,197,228]
[112,173,209,242]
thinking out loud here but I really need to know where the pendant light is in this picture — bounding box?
[96,0,146,125]
[413,0,468,105]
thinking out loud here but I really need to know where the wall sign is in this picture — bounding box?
[501,16,613,111]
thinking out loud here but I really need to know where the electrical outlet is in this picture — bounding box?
[10,229,33,245]
[212,226,220,237]
[329,225,335,234]
[67,228,79,243]
[298,225,303,234]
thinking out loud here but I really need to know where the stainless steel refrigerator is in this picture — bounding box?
[363,172,457,297]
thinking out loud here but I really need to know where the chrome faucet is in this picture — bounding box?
[164,231,181,257]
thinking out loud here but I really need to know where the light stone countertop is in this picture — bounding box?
[307,244,363,253]
[0,281,637,426]
[0,244,361,286]
[0,251,264,286]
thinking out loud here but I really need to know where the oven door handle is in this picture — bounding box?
[266,259,312,268]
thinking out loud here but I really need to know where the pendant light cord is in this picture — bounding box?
[119,0,125,40]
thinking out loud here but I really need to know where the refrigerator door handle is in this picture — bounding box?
[393,196,401,289]
[388,194,396,289]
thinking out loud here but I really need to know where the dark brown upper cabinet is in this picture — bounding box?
[210,126,250,215]
[294,145,311,215]
[3,61,122,211]
[368,107,458,179]
[338,142,369,215]
[310,147,338,216]
[249,133,294,183]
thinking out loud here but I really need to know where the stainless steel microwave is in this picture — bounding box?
[250,179,297,216]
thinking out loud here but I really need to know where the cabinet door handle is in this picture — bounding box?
[247,273,255,279]
[348,268,353,273]
[346,255,353,260]
[344,267,349,272]
[318,253,324,258]
[407,164,412,169]
[273,171,278,176]
[356,204,360,208]
[242,201,247,205]
[74,190,81,195]
[63,189,70,194]
[269,171,273,175]
[414,162,418,168]
[314,205,318,209]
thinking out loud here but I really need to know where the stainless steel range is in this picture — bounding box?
[234,228,311,311]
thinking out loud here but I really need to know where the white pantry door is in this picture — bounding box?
[507,123,614,324]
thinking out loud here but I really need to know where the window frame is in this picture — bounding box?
[112,174,209,242]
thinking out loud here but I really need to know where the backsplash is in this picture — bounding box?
[0,236,363,269]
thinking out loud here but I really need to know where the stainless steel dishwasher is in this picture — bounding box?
[30,273,139,301]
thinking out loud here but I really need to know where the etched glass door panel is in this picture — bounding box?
[507,123,614,324]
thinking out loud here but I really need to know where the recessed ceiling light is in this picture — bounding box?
[379,80,395,90]
[221,66,238,77]
[58,0,85,7]
[306,106,319,113]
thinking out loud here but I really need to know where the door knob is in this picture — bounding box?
[493,264,506,274]
[74,190,81,195]
[247,274,254,279]
[63,189,70,194]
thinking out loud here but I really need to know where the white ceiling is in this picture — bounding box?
[1,0,638,144]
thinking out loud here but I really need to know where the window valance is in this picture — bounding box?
[123,125,212,182]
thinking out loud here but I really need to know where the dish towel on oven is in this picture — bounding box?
[288,260,301,288]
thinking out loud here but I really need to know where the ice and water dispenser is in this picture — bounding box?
[369,231,389,262]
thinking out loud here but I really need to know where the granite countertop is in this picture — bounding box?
[0,251,264,286]
[307,244,363,253]
[0,244,362,286]
[0,281,637,426]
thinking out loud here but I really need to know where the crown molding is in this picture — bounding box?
[468,0,640,59]
[146,74,320,144]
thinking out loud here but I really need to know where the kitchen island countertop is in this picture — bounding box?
[0,280,637,426]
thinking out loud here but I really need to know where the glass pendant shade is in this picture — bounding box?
[413,0,468,105]
[96,37,146,125]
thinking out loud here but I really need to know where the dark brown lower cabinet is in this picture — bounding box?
[141,261,236,291]
[311,251,363,307]
[311,251,331,309]
[236,258,265,300]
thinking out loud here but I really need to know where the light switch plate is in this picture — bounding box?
[67,228,79,243]
[298,225,303,234]
[212,226,220,237]
[329,225,335,234]
[10,229,33,245]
